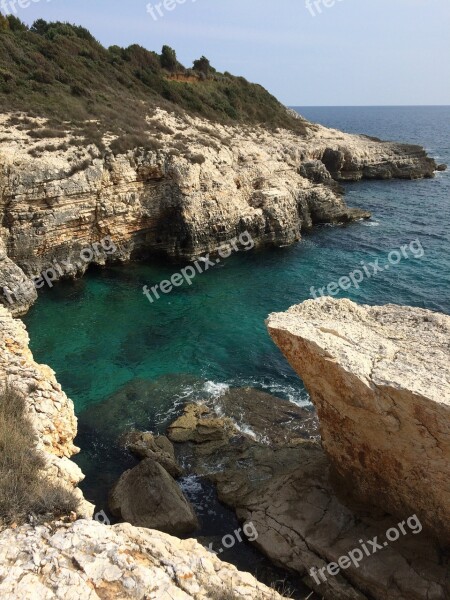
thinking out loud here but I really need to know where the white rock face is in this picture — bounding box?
[0,520,286,599]
[0,305,93,517]
[0,107,437,315]
[267,297,450,544]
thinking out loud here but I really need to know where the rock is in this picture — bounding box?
[237,444,449,600]
[299,159,335,184]
[0,108,439,313]
[0,305,93,519]
[267,297,450,545]
[170,393,449,600]
[0,237,37,316]
[121,430,183,477]
[0,520,288,599]
[437,163,447,171]
[167,403,236,445]
[109,458,199,535]
[211,387,319,445]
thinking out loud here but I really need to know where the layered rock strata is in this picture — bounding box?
[267,298,450,544]
[0,109,440,313]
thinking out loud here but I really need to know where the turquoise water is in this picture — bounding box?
[23,107,449,584]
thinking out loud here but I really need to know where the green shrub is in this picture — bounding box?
[109,133,161,155]
[0,18,308,136]
[27,128,66,139]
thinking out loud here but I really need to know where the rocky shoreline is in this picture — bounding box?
[1,289,449,598]
[0,108,443,315]
[0,110,448,599]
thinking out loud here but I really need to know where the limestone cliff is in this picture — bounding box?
[0,304,92,517]
[267,297,450,545]
[0,520,287,599]
[0,108,439,314]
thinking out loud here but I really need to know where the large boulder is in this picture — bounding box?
[109,458,198,535]
[267,297,450,545]
[121,430,183,477]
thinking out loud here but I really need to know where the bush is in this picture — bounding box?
[109,133,161,155]
[188,153,206,165]
[160,45,177,72]
[0,386,79,526]
[28,127,66,139]
[193,55,212,77]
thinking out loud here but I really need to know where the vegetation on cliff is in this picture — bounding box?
[0,386,79,527]
[0,14,306,139]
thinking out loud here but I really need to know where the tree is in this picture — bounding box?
[0,14,9,31]
[30,19,49,36]
[160,45,177,72]
[7,16,27,32]
[192,56,211,77]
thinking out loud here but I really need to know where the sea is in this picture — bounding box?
[24,105,450,596]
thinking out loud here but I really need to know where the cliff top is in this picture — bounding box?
[0,14,307,138]
[267,297,450,406]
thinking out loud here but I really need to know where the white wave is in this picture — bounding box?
[178,474,203,496]
[234,422,258,440]
[203,381,230,398]
[362,221,380,227]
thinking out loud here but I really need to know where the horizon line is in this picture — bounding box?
[289,104,450,108]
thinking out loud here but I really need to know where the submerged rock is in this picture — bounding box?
[211,386,319,445]
[109,458,199,535]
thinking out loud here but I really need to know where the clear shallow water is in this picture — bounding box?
[24,106,449,593]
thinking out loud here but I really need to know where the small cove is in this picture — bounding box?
[24,106,450,595]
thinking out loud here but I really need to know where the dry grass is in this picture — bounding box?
[0,386,79,527]
[206,579,296,599]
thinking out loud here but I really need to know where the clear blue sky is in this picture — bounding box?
[8,0,450,106]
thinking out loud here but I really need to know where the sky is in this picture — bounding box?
[5,0,450,106]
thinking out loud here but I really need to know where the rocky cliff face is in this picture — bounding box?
[0,304,92,516]
[267,298,450,545]
[0,520,287,599]
[0,109,439,314]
